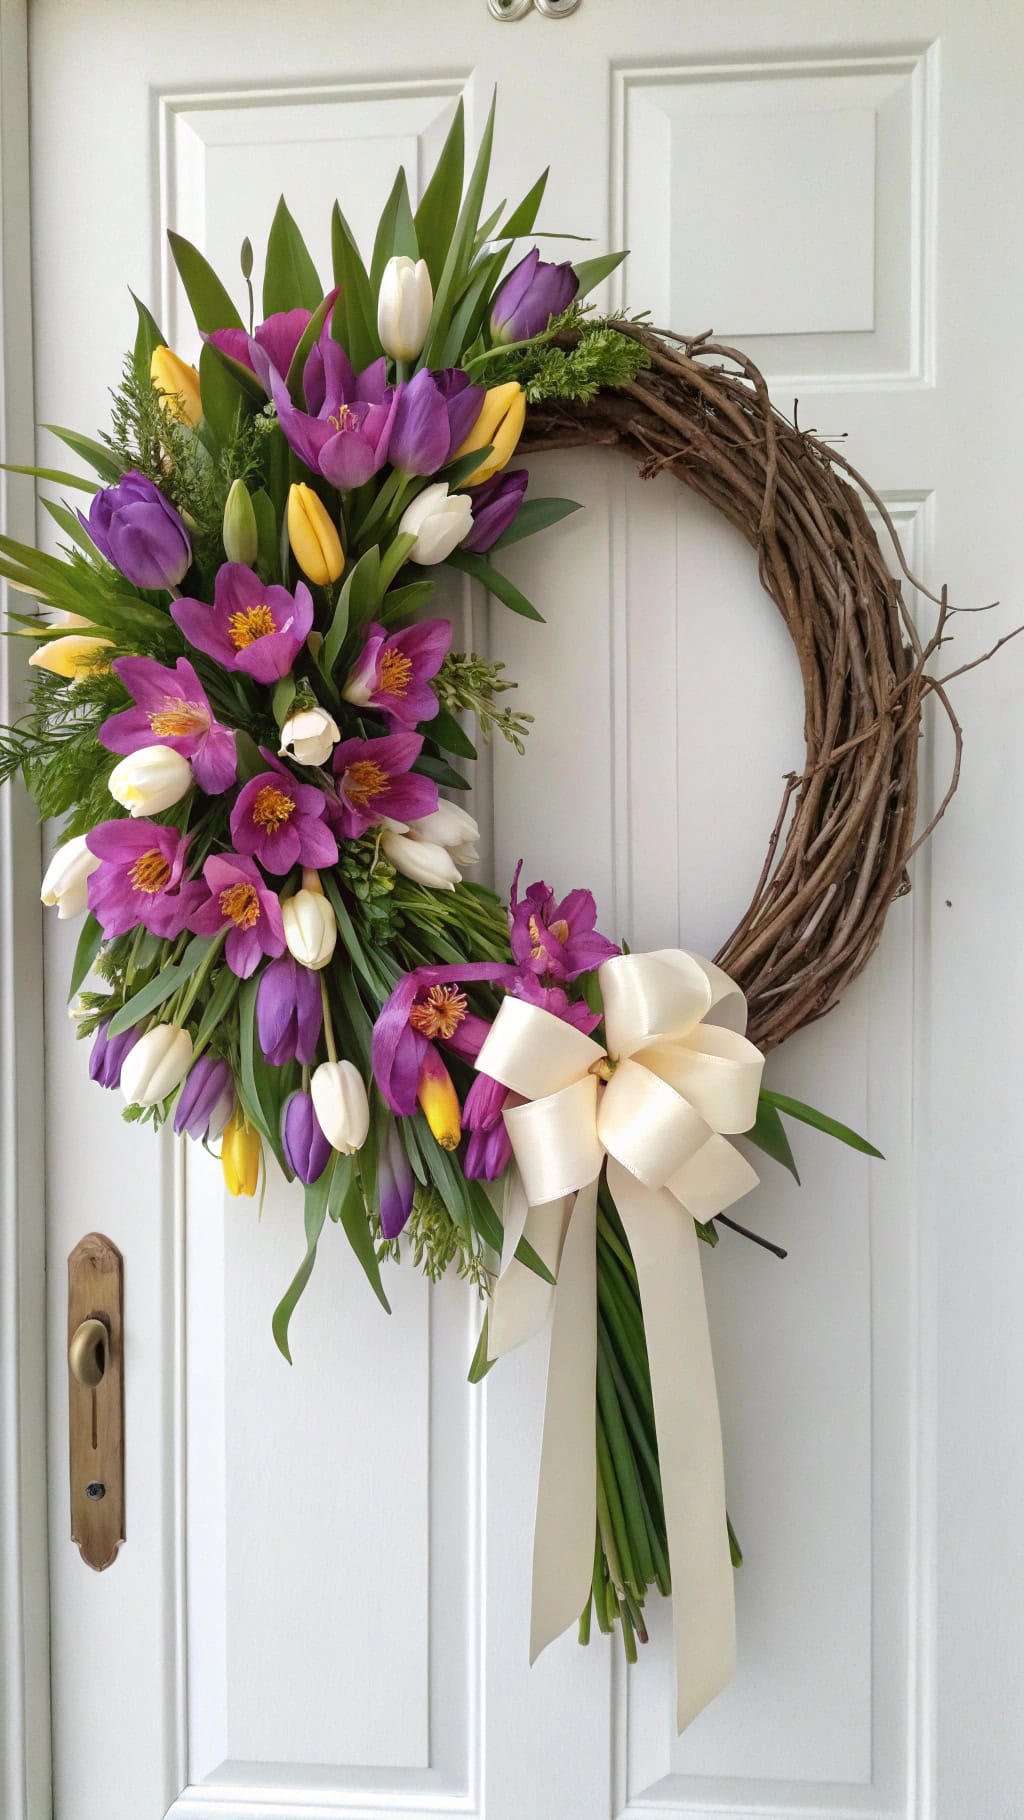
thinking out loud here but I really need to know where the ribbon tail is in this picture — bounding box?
[488,1168,572,1360]
[607,1156,736,1732]
[529,1175,599,1664]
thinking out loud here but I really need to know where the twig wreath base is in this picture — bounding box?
[522,323,984,1052]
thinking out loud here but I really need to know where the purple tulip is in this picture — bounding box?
[434,369,485,457]
[508,861,620,982]
[330,731,439,839]
[269,338,396,490]
[171,563,313,685]
[490,249,579,345]
[174,1055,234,1141]
[80,469,192,591]
[378,1118,415,1238]
[256,953,322,1066]
[188,853,285,979]
[230,751,338,876]
[341,619,451,728]
[85,820,207,939]
[463,1071,512,1181]
[205,291,339,389]
[281,1090,332,1185]
[463,470,528,554]
[389,369,485,476]
[99,655,237,795]
[371,961,518,1116]
[89,1020,141,1090]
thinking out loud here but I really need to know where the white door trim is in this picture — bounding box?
[0,1,53,1815]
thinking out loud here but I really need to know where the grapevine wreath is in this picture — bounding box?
[0,99,987,1728]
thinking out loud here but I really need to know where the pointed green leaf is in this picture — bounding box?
[334,1166,391,1312]
[447,548,544,622]
[429,707,477,760]
[167,229,243,331]
[263,194,323,316]
[251,489,280,581]
[491,496,581,550]
[198,343,249,445]
[573,249,628,303]
[0,461,99,495]
[68,913,103,1001]
[468,1312,496,1383]
[330,203,379,369]
[414,753,471,792]
[760,1090,884,1160]
[285,287,340,401]
[437,445,494,492]
[130,290,165,383]
[413,100,465,288]
[106,936,214,1037]
[744,1097,801,1184]
[500,167,549,239]
[421,91,497,368]
[43,426,124,483]
[370,167,418,294]
[272,1163,335,1362]
[271,675,297,729]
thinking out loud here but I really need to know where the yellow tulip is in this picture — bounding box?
[287,483,345,586]
[151,345,203,429]
[416,1047,461,1151]
[221,1111,261,1197]
[451,381,526,486]
[28,634,113,681]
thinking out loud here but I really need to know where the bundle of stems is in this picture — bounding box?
[580,1176,741,1659]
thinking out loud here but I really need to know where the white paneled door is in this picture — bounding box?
[7,2,1023,1818]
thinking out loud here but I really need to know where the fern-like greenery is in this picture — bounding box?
[485,306,652,404]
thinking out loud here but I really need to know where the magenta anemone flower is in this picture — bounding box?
[462,972,601,1181]
[188,853,285,978]
[85,820,206,939]
[269,338,396,490]
[256,952,323,1066]
[378,1118,416,1239]
[371,961,519,1117]
[171,563,313,684]
[341,619,451,727]
[99,655,237,794]
[205,292,339,389]
[508,860,620,981]
[330,731,439,838]
[230,750,338,875]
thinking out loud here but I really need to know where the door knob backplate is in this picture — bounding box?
[68,1233,125,1570]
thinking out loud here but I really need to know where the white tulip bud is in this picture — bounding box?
[40,833,100,919]
[278,704,340,768]
[377,255,433,362]
[381,828,461,890]
[407,801,480,867]
[282,886,337,970]
[108,745,192,816]
[310,1059,370,1155]
[121,1023,193,1108]
[398,482,473,566]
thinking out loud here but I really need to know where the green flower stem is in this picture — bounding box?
[171,927,227,1026]
[577,1590,593,1646]
[598,1312,661,1499]
[596,1408,641,1601]
[596,1206,638,1284]
[319,973,338,1063]
[589,1528,611,1636]
[597,1331,655,1589]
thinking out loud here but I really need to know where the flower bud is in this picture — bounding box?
[108,745,192,816]
[28,635,113,682]
[221,1109,261,1196]
[287,483,344,586]
[311,1059,370,1155]
[381,828,460,890]
[416,1045,461,1150]
[282,885,337,970]
[174,1054,235,1141]
[121,1023,193,1108]
[279,704,340,767]
[397,481,473,565]
[281,1089,332,1185]
[151,345,203,429]
[89,1020,141,1090]
[377,255,433,362]
[406,802,480,867]
[41,833,100,918]
[450,382,526,487]
[222,477,259,565]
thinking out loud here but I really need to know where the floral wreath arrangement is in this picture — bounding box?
[0,100,980,1730]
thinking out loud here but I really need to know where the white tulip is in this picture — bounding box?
[311,1060,370,1155]
[398,482,473,566]
[279,705,340,768]
[381,827,461,890]
[407,801,480,868]
[121,1023,193,1108]
[108,745,192,816]
[40,832,100,918]
[377,255,433,361]
[282,886,337,970]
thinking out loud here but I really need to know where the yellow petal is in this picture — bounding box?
[451,381,526,487]
[28,634,114,680]
[221,1110,261,1197]
[287,483,345,587]
[416,1051,462,1151]
[151,345,203,429]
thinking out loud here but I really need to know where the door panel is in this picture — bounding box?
[27,3,1024,1818]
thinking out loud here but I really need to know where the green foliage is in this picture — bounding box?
[377,1182,490,1294]
[436,651,534,753]
[0,668,124,834]
[486,306,651,403]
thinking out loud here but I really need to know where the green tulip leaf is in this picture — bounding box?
[263,194,322,316]
[421,90,497,369]
[429,706,477,760]
[447,548,545,622]
[0,461,99,495]
[330,202,379,370]
[759,1089,884,1160]
[414,99,465,288]
[285,288,340,403]
[106,935,214,1037]
[468,1312,496,1383]
[334,1166,392,1313]
[167,229,243,332]
[130,290,165,384]
[744,1096,801,1184]
[573,249,629,302]
[414,752,472,793]
[272,1163,335,1362]
[491,497,582,550]
[68,913,103,1002]
[43,426,125,483]
[198,344,251,446]
[370,166,418,294]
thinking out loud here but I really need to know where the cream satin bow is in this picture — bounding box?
[474,948,765,1731]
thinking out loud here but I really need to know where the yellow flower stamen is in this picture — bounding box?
[228,604,277,649]
[528,913,571,959]
[219,881,261,928]
[128,849,172,894]
[379,648,413,697]
[343,759,389,806]
[251,784,295,832]
[327,405,352,431]
[148,699,207,737]
[409,984,468,1042]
